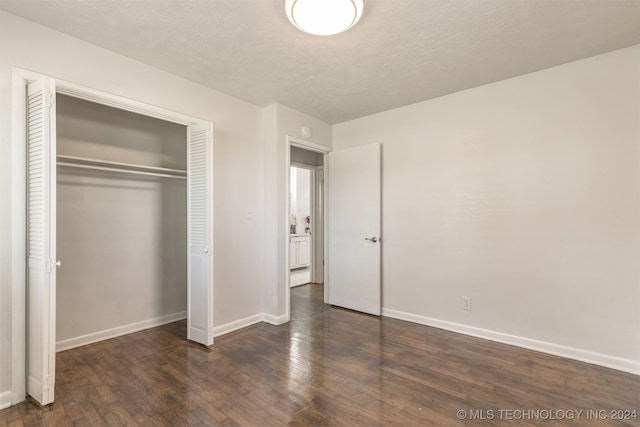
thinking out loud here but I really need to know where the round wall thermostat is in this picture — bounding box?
[301,126,312,138]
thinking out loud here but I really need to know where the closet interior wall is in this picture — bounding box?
[56,94,187,349]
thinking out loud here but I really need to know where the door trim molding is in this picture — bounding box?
[289,138,331,154]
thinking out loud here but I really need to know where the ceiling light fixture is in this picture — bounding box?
[284,0,364,36]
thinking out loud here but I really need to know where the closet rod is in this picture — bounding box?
[56,154,187,180]
[57,162,187,180]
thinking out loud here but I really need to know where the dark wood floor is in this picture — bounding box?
[1,284,638,426]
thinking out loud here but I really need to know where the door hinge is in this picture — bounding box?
[46,92,53,108]
[45,258,52,273]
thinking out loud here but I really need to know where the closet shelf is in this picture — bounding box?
[56,154,187,180]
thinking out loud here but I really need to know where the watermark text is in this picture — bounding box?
[456,408,638,421]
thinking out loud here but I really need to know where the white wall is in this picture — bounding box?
[0,11,266,405]
[262,104,332,321]
[333,45,640,372]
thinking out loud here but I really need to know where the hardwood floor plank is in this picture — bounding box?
[1,283,638,426]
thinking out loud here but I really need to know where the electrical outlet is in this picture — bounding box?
[462,296,471,311]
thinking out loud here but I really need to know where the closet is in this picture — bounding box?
[55,94,188,349]
[24,75,213,406]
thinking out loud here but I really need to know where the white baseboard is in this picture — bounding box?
[56,311,187,352]
[382,308,640,375]
[213,314,264,338]
[0,390,13,410]
[212,313,290,338]
[57,310,288,350]
[262,313,289,326]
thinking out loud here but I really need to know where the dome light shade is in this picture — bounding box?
[285,0,364,36]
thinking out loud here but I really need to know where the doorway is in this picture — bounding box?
[289,161,324,288]
[286,140,328,318]
[289,165,313,287]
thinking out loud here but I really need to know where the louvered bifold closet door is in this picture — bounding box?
[187,124,214,346]
[26,77,57,405]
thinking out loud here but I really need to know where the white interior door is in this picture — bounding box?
[26,77,57,405]
[327,143,381,315]
[187,124,214,346]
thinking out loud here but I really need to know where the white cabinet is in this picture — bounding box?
[298,238,310,266]
[290,235,311,269]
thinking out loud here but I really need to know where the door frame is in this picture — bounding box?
[284,136,330,320]
[10,66,213,405]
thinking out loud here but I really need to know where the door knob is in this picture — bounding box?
[56,260,62,267]
[364,237,378,243]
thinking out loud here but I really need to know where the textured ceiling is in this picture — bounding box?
[1,0,639,124]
